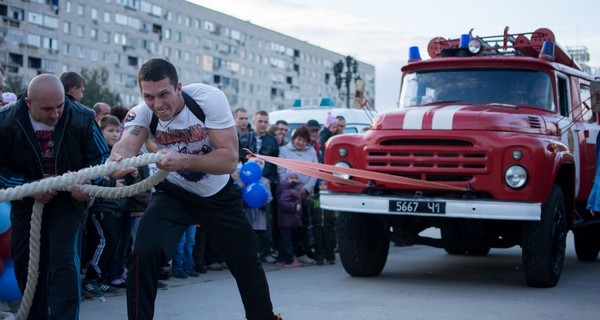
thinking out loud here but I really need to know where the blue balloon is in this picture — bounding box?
[242,183,269,208]
[240,162,262,185]
[0,263,22,301]
[0,202,11,234]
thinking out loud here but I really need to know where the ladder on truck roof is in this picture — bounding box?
[427,27,580,70]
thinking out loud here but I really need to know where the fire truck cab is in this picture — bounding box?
[321,27,600,287]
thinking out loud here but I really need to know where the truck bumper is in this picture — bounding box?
[320,192,541,221]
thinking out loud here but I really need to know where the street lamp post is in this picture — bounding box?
[333,55,360,108]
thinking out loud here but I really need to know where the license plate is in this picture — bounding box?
[389,200,446,214]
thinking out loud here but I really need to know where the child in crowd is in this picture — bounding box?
[232,158,274,263]
[83,115,123,296]
[311,179,336,265]
[276,171,304,268]
[171,225,200,278]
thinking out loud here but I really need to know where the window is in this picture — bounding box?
[90,28,97,40]
[102,31,110,44]
[27,34,41,47]
[77,45,84,58]
[42,37,57,50]
[91,8,98,21]
[76,25,84,38]
[90,49,98,61]
[104,12,110,23]
[557,75,570,117]
[63,22,71,34]
[78,4,85,16]
[580,84,594,122]
[63,43,70,55]
[28,12,42,25]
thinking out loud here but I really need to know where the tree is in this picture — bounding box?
[4,74,26,97]
[79,68,122,107]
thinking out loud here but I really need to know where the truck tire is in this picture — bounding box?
[573,225,600,261]
[522,184,567,288]
[337,212,389,277]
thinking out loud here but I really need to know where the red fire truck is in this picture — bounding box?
[321,27,600,287]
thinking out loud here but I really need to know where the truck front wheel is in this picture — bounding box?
[337,212,389,277]
[522,184,567,288]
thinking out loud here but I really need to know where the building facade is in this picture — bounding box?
[0,0,375,113]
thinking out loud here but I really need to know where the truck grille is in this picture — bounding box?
[365,139,489,182]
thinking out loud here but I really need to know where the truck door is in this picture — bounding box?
[576,82,599,201]
[557,74,582,197]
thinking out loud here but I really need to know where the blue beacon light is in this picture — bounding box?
[459,34,471,48]
[408,46,421,63]
[539,41,555,62]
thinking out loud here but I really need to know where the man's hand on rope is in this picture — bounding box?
[32,190,58,204]
[108,152,138,178]
[156,149,184,172]
[70,186,90,202]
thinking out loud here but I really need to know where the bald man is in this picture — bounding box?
[93,102,111,123]
[0,74,110,319]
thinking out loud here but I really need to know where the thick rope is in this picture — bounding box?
[0,153,168,320]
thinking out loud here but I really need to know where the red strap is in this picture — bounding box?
[245,149,466,191]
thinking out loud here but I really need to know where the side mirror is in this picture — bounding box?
[592,80,600,112]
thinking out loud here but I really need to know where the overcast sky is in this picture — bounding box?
[189,0,599,111]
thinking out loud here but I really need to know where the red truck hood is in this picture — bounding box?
[373,104,555,134]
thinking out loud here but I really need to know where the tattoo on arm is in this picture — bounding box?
[129,126,143,136]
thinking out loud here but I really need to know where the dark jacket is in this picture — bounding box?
[124,164,152,214]
[239,130,279,183]
[0,95,110,214]
[276,180,303,228]
[318,129,335,163]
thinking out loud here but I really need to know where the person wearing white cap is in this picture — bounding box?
[1,92,17,107]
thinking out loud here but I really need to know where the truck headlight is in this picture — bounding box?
[338,147,348,158]
[333,162,351,180]
[504,165,527,189]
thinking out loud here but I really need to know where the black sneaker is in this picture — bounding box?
[172,269,188,279]
[185,267,200,277]
[195,264,207,274]
[159,268,171,280]
[97,281,119,294]
[83,279,103,297]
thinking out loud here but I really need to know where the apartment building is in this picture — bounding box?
[0,0,375,113]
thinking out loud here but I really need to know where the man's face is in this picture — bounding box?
[235,111,249,132]
[336,119,346,134]
[26,89,65,126]
[276,123,288,137]
[309,128,319,142]
[95,104,111,122]
[69,85,85,102]
[140,77,181,121]
[253,114,269,135]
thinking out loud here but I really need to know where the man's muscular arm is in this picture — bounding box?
[111,125,148,161]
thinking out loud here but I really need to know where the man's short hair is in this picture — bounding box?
[233,107,247,117]
[255,110,269,117]
[59,71,86,91]
[336,115,346,121]
[275,120,288,126]
[138,59,178,89]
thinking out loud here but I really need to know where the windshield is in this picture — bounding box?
[399,69,555,110]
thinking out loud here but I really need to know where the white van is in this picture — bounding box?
[268,98,376,140]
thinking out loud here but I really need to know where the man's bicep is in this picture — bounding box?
[208,126,239,152]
